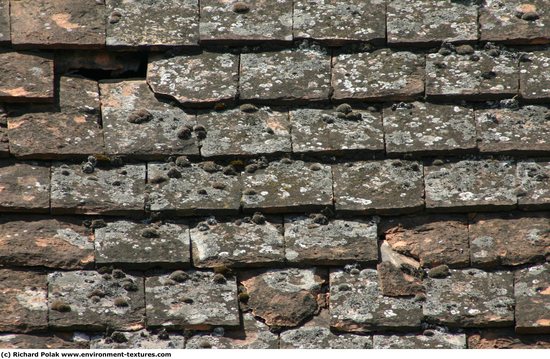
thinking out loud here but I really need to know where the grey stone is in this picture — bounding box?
[373,332,467,349]
[90,330,185,349]
[517,160,550,209]
[0,0,9,43]
[520,51,550,100]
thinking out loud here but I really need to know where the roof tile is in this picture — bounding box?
[0,161,50,213]
[91,330,185,349]
[517,160,550,210]
[0,0,9,43]
[520,50,550,100]
[0,51,54,102]
[468,329,550,349]
[280,320,372,349]
[0,333,88,349]
[514,263,550,334]
[373,332,467,349]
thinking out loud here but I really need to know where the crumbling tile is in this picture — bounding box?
[147,51,239,107]
[241,160,333,213]
[197,107,291,158]
[293,0,385,46]
[517,160,550,209]
[284,216,378,265]
[0,0,9,43]
[100,80,198,158]
[0,270,48,333]
[48,270,145,331]
[515,263,550,334]
[332,160,424,215]
[373,332,467,349]
[424,159,517,212]
[383,102,477,155]
[148,161,241,216]
[290,107,384,154]
[332,49,425,102]
[0,333,89,349]
[426,51,519,100]
[51,163,146,215]
[200,0,292,44]
[387,0,478,45]
[0,216,94,270]
[480,0,550,44]
[145,270,239,329]
[10,0,106,49]
[330,269,423,332]
[470,212,550,268]
[376,261,423,297]
[106,0,198,47]
[0,51,54,102]
[239,45,331,103]
[468,329,550,348]
[0,161,50,213]
[95,221,190,269]
[424,269,514,328]
[91,330,185,349]
[520,51,550,100]
[190,216,284,268]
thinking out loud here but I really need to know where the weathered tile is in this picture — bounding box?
[424,269,514,328]
[147,51,239,107]
[284,216,378,265]
[387,0,478,45]
[293,0,385,46]
[332,160,424,215]
[241,159,332,213]
[424,159,517,212]
[426,51,519,100]
[376,260,423,297]
[148,161,241,216]
[0,216,94,270]
[330,269,423,332]
[145,270,239,329]
[0,126,7,157]
[95,221,190,269]
[197,106,291,158]
[520,51,550,100]
[0,270,48,333]
[290,107,384,154]
[106,0,198,47]
[11,0,106,49]
[0,0,9,43]
[475,106,550,154]
[0,161,50,213]
[200,0,292,44]
[0,333,89,349]
[373,332,467,349]
[100,80,198,158]
[51,163,146,215]
[468,329,550,349]
[470,212,549,268]
[383,102,477,155]
[480,0,550,44]
[190,216,284,268]
[240,45,331,103]
[48,270,145,331]
[515,263,550,334]
[332,49,425,102]
[517,160,550,209]
[0,51,54,102]
[91,330,185,349]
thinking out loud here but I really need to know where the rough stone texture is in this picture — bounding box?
[11,0,106,49]
[0,216,94,270]
[332,49,425,101]
[145,271,239,329]
[197,107,291,158]
[293,0,385,46]
[284,216,378,265]
[290,108,384,154]
[240,45,331,103]
[387,0,478,45]
[100,80,198,158]
[8,76,103,159]
[106,0,198,47]
[520,51,550,100]
[147,51,239,107]
[0,0,9,43]
[332,160,424,215]
[373,332,467,349]
[91,330,185,349]
[0,161,50,213]
[148,162,241,216]
[383,102,477,155]
[424,159,517,212]
[0,270,48,333]
[241,268,326,328]
[382,215,470,268]
[200,0,292,44]
[424,269,514,327]
[475,106,550,154]
[48,271,145,331]
[517,160,550,209]
[51,163,146,215]
[0,51,54,102]
[426,51,519,100]
[0,333,88,349]
[241,160,332,213]
[0,126,8,158]
[190,217,284,268]
[376,261,423,297]
[468,329,550,349]
[515,263,550,334]
[480,0,550,44]
[95,221,190,269]
[330,269,423,332]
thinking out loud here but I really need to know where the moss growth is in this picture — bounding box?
[51,299,71,312]
[113,297,129,307]
[169,270,189,283]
